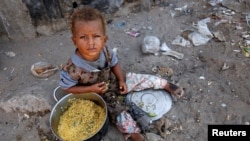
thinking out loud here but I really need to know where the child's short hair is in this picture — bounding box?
[70,6,107,35]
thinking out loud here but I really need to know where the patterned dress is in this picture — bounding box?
[60,46,168,135]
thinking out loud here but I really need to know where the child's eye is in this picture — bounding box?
[94,35,101,38]
[80,36,86,39]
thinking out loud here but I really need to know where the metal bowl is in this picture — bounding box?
[50,92,109,141]
[126,89,172,121]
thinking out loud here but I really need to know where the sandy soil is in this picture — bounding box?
[0,0,249,141]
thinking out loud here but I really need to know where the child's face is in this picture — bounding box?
[72,19,107,61]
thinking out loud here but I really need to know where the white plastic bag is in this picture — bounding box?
[161,42,184,59]
[188,32,211,46]
[171,35,191,47]
[197,18,213,37]
[142,36,160,55]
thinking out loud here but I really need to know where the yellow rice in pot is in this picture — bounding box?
[57,98,106,141]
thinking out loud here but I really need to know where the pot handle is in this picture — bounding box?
[53,86,61,102]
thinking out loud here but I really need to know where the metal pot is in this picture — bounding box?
[50,89,109,141]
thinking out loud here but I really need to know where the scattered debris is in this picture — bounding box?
[199,76,205,80]
[142,36,160,55]
[239,40,250,57]
[126,31,140,37]
[30,62,58,78]
[221,62,229,71]
[152,66,174,77]
[241,31,250,39]
[172,18,213,47]
[235,25,243,30]
[214,19,229,27]
[161,42,184,59]
[241,46,250,57]
[244,13,250,26]
[221,103,227,108]
[208,81,213,86]
[141,36,184,59]
[197,18,213,37]
[171,35,191,47]
[208,0,223,6]
[221,0,244,13]
[233,49,240,53]
[24,113,30,119]
[221,7,236,16]
[173,4,192,16]
[213,31,226,42]
[117,21,126,28]
[188,32,211,46]
[5,51,16,58]
[125,27,140,37]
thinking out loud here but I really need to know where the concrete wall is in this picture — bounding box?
[0,0,125,41]
[0,0,36,41]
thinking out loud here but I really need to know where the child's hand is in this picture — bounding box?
[92,82,107,95]
[119,81,127,94]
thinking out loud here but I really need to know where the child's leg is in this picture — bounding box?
[126,72,184,97]
[115,110,144,141]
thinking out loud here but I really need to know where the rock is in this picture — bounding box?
[0,87,51,113]
[145,132,163,141]
[36,19,67,36]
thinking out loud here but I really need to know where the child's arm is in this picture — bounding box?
[111,63,127,94]
[60,69,108,95]
[63,82,107,95]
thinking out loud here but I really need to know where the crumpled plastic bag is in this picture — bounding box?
[188,32,211,46]
[141,36,160,55]
[171,35,191,47]
[161,42,184,59]
[31,62,58,78]
[197,18,213,37]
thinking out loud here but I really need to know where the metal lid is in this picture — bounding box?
[126,89,172,121]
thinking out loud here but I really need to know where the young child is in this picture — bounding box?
[59,6,184,141]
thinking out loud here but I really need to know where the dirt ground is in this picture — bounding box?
[0,0,249,141]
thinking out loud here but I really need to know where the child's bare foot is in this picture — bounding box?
[164,82,184,98]
[130,133,144,141]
